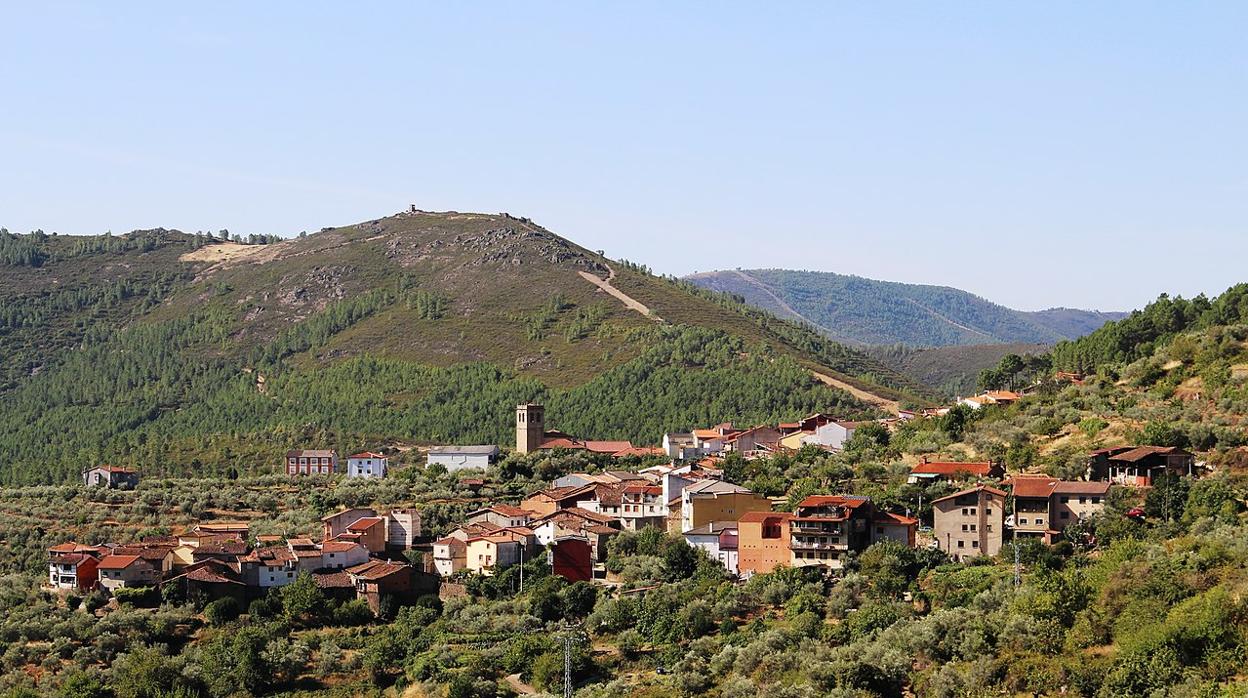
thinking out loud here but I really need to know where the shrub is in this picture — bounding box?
[204,597,241,625]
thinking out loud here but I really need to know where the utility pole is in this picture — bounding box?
[563,632,573,698]
[519,545,524,593]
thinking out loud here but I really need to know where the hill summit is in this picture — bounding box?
[0,210,928,483]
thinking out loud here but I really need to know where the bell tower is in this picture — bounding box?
[516,403,545,454]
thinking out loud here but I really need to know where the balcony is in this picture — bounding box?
[792,521,842,534]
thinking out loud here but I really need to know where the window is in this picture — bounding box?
[1060,496,1069,504]
[985,508,992,515]
[969,524,977,532]
[986,525,992,532]
[971,541,979,548]
[961,508,969,515]
[1079,497,1087,504]
[1019,518,1028,524]
[1092,497,1101,504]
[961,524,968,532]
[957,540,965,548]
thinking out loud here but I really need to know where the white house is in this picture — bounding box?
[346,452,388,478]
[812,421,858,450]
[427,445,500,471]
[683,521,739,575]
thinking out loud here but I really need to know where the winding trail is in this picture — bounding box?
[578,264,663,322]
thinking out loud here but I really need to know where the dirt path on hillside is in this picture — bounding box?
[503,674,537,695]
[579,264,663,322]
[810,370,900,414]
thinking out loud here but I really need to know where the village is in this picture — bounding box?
[49,388,1206,619]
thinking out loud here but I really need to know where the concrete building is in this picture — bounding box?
[679,479,773,533]
[82,465,138,489]
[683,521,739,575]
[346,452,388,478]
[427,445,500,471]
[737,511,795,577]
[932,485,1006,561]
[285,449,337,476]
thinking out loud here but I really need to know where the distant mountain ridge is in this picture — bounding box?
[684,269,1126,347]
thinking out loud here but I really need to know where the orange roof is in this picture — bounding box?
[88,464,136,474]
[488,504,532,518]
[347,517,384,532]
[1010,475,1059,498]
[348,451,388,459]
[321,540,363,553]
[97,554,141,570]
[797,495,871,509]
[872,511,919,526]
[584,441,633,454]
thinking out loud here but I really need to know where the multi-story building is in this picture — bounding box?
[678,480,773,533]
[683,521,739,575]
[285,449,338,476]
[788,496,918,571]
[932,485,1006,561]
[1010,476,1110,542]
[618,484,667,530]
[47,544,105,591]
[737,511,794,577]
[346,452,388,478]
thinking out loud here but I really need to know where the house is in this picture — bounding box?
[321,540,370,569]
[433,536,467,576]
[322,508,378,540]
[82,465,138,489]
[287,538,326,572]
[521,484,600,517]
[1010,476,1110,542]
[190,521,250,538]
[932,485,1006,561]
[466,504,534,529]
[385,509,422,549]
[239,545,299,588]
[285,449,338,476]
[347,560,435,615]
[530,508,620,562]
[907,458,1004,484]
[678,479,772,533]
[683,521,739,575]
[427,445,500,472]
[47,544,103,591]
[618,484,668,530]
[725,426,783,455]
[787,496,918,571]
[346,452,388,478]
[737,511,795,577]
[812,421,859,451]
[958,390,1022,409]
[111,544,176,575]
[97,554,160,592]
[190,537,248,565]
[550,536,593,583]
[312,570,356,602]
[662,432,699,460]
[342,516,387,553]
[1101,446,1198,486]
[165,560,247,606]
[465,535,522,575]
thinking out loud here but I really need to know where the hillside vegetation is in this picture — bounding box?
[0,213,929,484]
[685,268,1124,347]
[3,285,1248,697]
[868,342,1049,398]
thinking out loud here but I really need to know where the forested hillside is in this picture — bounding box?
[868,342,1049,398]
[685,268,1124,347]
[0,213,928,484]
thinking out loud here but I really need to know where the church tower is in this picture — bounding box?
[516,403,545,454]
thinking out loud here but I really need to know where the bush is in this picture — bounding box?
[204,597,241,625]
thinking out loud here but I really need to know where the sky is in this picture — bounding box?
[1,3,1245,311]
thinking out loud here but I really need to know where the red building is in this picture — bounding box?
[285,449,338,476]
[550,536,593,583]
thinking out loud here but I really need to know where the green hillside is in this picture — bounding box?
[0,213,930,484]
[868,342,1050,398]
[685,268,1125,347]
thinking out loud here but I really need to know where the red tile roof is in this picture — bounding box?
[1010,476,1060,499]
[97,554,141,570]
[738,511,795,523]
[348,451,388,459]
[321,540,364,554]
[312,570,354,589]
[932,484,1008,504]
[347,517,384,532]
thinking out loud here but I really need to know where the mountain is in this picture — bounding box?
[683,268,1126,347]
[0,212,931,484]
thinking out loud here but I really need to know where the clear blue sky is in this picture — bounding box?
[2,3,1244,311]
